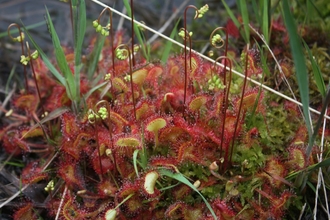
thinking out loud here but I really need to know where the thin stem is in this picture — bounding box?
[97,7,115,73]
[213,57,232,162]
[26,42,44,115]
[7,23,29,92]
[116,44,136,120]
[94,115,104,178]
[130,0,135,66]
[183,5,199,115]
[209,27,228,57]
[95,100,114,149]
[228,46,250,167]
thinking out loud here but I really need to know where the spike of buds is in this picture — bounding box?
[44,180,54,192]
[178,29,193,40]
[98,107,108,120]
[196,4,209,18]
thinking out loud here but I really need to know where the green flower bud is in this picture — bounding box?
[92,20,99,28]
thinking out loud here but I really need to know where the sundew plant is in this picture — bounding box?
[0,0,330,219]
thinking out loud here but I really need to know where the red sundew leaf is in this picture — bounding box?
[211,198,235,219]
[2,137,22,156]
[188,95,208,112]
[115,152,135,178]
[242,127,259,148]
[61,132,90,159]
[173,184,191,200]
[177,141,203,164]
[159,126,190,143]
[288,147,307,170]
[21,161,48,184]
[131,67,148,86]
[57,158,85,189]
[62,195,86,220]
[97,179,118,197]
[61,112,80,138]
[13,93,38,112]
[107,110,130,133]
[13,203,38,220]
[198,142,218,162]
[117,181,140,199]
[20,127,44,139]
[149,156,179,171]
[234,88,264,113]
[96,128,112,149]
[14,137,30,152]
[123,193,144,214]
[290,125,308,146]
[165,201,186,218]
[213,92,225,117]
[135,101,155,121]
[226,19,240,38]
[146,65,163,81]
[175,53,202,78]
[284,100,299,118]
[90,148,115,175]
[44,85,71,111]
[262,158,287,187]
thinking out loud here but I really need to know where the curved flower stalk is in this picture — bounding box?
[209,27,229,58]
[180,4,209,115]
[93,7,115,72]
[26,42,44,115]
[228,45,250,169]
[7,23,29,92]
[95,100,114,150]
[212,56,233,170]
[115,44,136,120]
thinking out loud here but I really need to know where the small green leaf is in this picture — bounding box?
[282,1,312,156]
[237,0,250,43]
[87,34,106,79]
[45,6,77,102]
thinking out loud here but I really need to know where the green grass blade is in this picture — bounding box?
[87,34,106,80]
[282,0,312,155]
[221,0,241,32]
[82,81,107,100]
[303,41,326,97]
[73,0,86,99]
[45,6,76,102]
[21,107,69,139]
[310,87,330,152]
[261,0,270,44]
[308,157,330,172]
[251,0,261,26]
[237,0,250,43]
[21,22,66,86]
[161,19,180,63]
[159,169,217,219]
